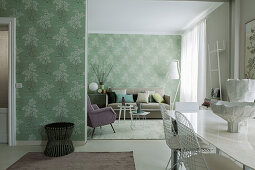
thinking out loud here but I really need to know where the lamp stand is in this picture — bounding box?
[172,79,181,110]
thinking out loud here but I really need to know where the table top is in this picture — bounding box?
[168,110,255,169]
[131,111,150,116]
[118,105,133,108]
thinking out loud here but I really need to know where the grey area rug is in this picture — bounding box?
[7,152,136,170]
[88,120,164,140]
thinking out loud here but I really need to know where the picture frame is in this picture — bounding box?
[245,19,255,79]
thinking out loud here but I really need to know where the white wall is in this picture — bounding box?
[206,3,230,100]
[239,0,255,78]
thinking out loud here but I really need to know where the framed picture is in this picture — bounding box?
[245,19,255,79]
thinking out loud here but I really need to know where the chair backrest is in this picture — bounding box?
[160,104,179,149]
[175,111,208,170]
[175,102,199,112]
[87,96,94,113]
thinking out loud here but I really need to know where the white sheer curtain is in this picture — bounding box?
[180,20,206,103]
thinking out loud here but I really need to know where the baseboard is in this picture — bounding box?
[16,140,86,146]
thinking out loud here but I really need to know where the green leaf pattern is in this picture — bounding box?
[1,0,85,140]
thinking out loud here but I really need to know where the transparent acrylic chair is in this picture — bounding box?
[175,111,242,170]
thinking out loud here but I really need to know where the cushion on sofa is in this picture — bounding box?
[116,94,134,103]
[152,93,165,103]
[112,89,126,95]
[107,92,116,104]
[136,93,149,103]
[133,94,138,102]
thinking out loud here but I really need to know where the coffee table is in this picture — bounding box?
[130,111,150,129]
[117,105,134,123]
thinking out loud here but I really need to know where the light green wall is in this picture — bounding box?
[88,34,181,99]
[0,0,86,141]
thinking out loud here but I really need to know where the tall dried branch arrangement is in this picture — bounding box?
[90,63,113,84]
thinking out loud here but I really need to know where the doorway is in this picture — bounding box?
[0,18,16,146]
[0,26,8,144]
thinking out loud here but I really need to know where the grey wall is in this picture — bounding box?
[239,0,255,78]
[0,31,8,108]
[206,3,230,100]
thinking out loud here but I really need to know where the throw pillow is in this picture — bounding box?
[107,92,116,104]
[152,93,165,103]
[116,94,134,103]
[112,89,127,95]
[133,94,138,102]
[145,90,155,102]
[136,93,149,103]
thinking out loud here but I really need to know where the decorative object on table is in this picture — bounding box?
[87,96,116,138]
[136,93,149,103]
[90,63,113,89]
[136,103,143,113]
[166,60,180,110]
[44,122,74,157]
[7,152,136,170]
[202,98,211,107]
[211,101,255,133]
[245,19,255,79]
[97,89,102,94]
[152,93,165,103]
[226,79,255,102]
[211,88,220,99]
[89,82,98,92]
[122,97,125,106]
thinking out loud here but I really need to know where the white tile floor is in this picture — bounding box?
[0,140,172,170]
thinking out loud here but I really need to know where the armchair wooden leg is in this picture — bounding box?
[92,128,95,138]
[110,123,116,133]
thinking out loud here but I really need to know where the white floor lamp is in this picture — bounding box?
[166,60,180,110]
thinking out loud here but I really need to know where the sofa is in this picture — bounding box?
[107,88,171,119]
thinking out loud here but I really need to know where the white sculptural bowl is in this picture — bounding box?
[211,101,255,133]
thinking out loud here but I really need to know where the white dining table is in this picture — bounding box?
[168,110,255,170]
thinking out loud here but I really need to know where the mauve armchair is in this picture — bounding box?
[87,96,116,137]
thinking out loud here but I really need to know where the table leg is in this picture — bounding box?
[129,108,133,127]
[124,108,126,120]
[171,149,178,170]
[216,148,220,155]
[118,107,122,124]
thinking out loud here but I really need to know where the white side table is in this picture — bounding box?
[117,105,134,123]
[130,111,150,129]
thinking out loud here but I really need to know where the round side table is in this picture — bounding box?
[44,122,74,157]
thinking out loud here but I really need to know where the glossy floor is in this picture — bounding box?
[0,140,171,170]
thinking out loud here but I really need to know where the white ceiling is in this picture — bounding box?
[88,0,223,35]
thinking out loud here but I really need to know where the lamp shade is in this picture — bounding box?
[167,61,180,79]
[89,82,98,91]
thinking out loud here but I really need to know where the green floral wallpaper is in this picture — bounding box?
[1,0,86,141]
[88,34,181,98]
